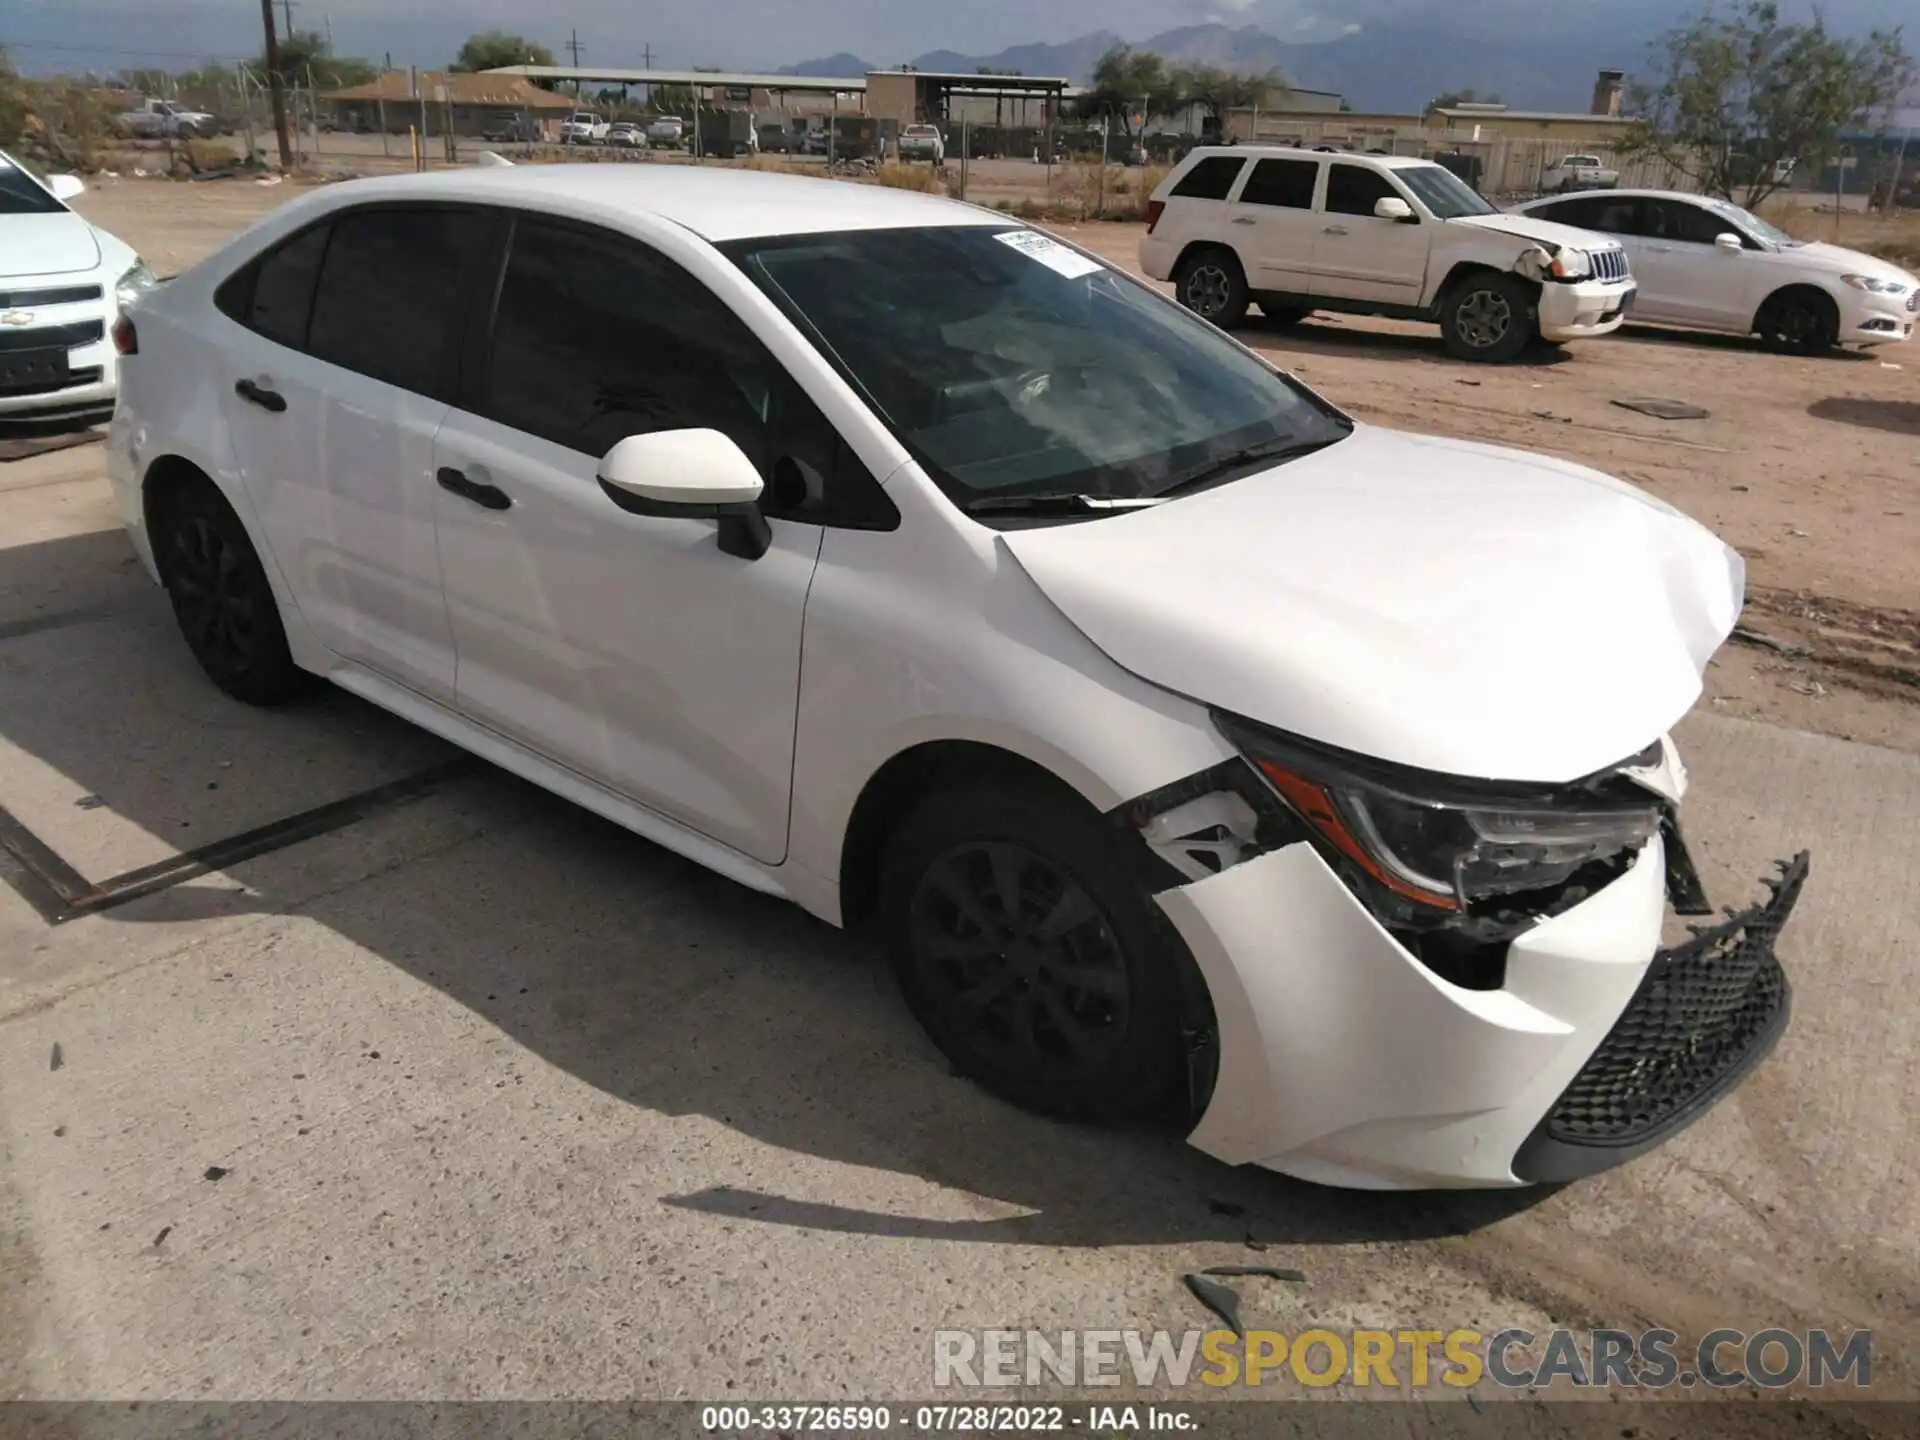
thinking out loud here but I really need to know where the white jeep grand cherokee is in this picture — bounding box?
[1143,147,1635,361]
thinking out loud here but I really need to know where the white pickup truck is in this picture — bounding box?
[559,111,611,144]
[1542,154,1620,193]
[119,99,218,139]
[1142,146,1636,361]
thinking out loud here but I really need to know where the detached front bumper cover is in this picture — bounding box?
[1513,850,1810,1183]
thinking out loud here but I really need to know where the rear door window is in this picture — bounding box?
[304,207,492,397]
[1237,158,1318,209]
[218,224,330,350]
[1172,155,1247,201]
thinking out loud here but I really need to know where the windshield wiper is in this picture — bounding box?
[960,492,1169,516]
[1151,433,1343,500]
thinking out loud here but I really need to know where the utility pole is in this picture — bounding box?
[259,0,294,170]
[278,0,298,35]
[642,44,653,68]
[567,29,585,66]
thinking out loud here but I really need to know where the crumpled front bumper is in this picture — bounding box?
[1538,278,1635,341]
[1156,834,1802,1189]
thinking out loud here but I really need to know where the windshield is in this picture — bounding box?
[724,225,1349,507]
[0,154,67,216]
[1395,164,1496,220]
[1701,196,1795,247]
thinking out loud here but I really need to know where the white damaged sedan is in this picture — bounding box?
[107,167,1806,1188]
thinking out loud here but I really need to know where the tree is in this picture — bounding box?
[1625,1,1912,208]
[450,31,556,73]
[252,30,378,90]
[1076,45,1180,139]
[1173,63,1286,124]
[1430,88,1502,109]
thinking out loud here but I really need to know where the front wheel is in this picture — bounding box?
[880,784,1197,1125]
[1755,288,1839,355]
[1174,248,1249,328]
[1439,272,1537,362]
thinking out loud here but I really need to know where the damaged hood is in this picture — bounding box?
[1000,426,1744,783]
[1455,212,1622,254]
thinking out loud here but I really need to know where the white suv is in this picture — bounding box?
[1143,147,1635,361]
[1514,188,1917,353]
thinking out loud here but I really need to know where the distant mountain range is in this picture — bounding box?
[778,22,1647,115]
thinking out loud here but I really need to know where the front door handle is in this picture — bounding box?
[436,466,512,511]
[1644,244,1673,252]
[1321,224,1349,235]
[234,378,286,413]
[1230,215,1256,225]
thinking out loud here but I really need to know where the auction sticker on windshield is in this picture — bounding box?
[994,228,1105,279]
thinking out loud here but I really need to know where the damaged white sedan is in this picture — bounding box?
[108,167,1804,1190]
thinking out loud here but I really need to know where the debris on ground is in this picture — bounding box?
[75,794,105,809]
[1183,1272,1244,1336]
[1202,1264,1308,1283]
[1788,680,1829,698]
[1613,397,1711,420]
[152,1225,172,1248]
[1732,625,1808,656]
[202,1166,230,1182]
[53,1125,66,1138]
[1206,1197,1246,1218]
[1243,1232,1269,1251]
[49,1042,63,1072]
[1531,409,1571,423]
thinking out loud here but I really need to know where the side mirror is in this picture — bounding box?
[597,429,771,560]
[48,174,86,202]
[1714,232,1743,253]
[1374,195,1415,222]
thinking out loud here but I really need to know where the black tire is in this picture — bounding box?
[1439,271,1537,362]
[1256,301,1312,328]
[1755,288,1839,355]
[152,479,312,706]
[880,783,1196,1125]
[1174,247,1249,328]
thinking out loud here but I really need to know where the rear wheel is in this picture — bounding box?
[1440,272,1536,362]
[1174,247,1249,328]
[881,783,1195,1124]
[1755,288,1839,355]
[153,479,311,706]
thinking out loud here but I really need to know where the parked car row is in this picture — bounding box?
[1146,145,1916,359]
[547,112,693,150]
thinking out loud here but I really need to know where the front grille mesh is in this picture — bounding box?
[1545,852,1806,1146]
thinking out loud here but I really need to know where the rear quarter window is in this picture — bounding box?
[1171,155,1247,201]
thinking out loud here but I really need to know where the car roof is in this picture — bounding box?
[1180,145,1438,169]
[1519,189,1731,206]
[299,164,1006,243]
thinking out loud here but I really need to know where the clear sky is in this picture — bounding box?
[2,0,1907,75]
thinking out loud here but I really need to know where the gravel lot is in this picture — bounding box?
[0,176,1914,1420]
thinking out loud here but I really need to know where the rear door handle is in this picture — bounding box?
[436,466,512,512]
[1322,225,1349,235]
[1644,244,1673,252]
[1230,215,1256,225]
[234,378,286,413]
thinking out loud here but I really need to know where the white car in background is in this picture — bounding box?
[647,116,686,148]
[1515,188,1917,352]
[560,112,610,144]
[606,123,645,149]
[107,167,1803,1190]
[1143,146,1635,361]
[0,150,156,418]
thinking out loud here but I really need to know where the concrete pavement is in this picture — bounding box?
[0,449,1914,1406]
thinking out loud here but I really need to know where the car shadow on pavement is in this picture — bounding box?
[1235,317,1574,369]
[0,527,1556,1256]
[1615,324,1879,361]
[1806,396,1920,435]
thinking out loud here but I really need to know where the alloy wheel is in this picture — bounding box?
[907,841,1130,1084]
[1184,265,1231,318]
[1455,288,1513,348]
[167,515,260,676]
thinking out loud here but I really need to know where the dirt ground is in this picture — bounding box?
[70,175,1920,753]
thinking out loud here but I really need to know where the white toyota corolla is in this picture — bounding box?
[107,167,1806,1189]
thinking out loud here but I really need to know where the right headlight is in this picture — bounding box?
[1216,713,1661,918]
[1840,273,1911,296]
